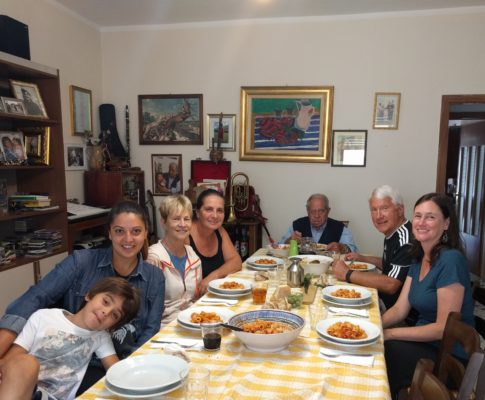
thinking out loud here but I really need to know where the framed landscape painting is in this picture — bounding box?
[239,86,334,163]
[138,94,203,145]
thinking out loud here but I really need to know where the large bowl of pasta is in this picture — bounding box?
[227,309,304,353]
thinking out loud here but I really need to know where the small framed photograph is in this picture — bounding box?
[138,94,203,145]
[151,154,183,196]
[0,131,27,164]
[70,85,93,136]
[22,127,50,165]
[10,80,48,118]
[205,113,236,151]
[373,92,401,129]
[331,130,367,167]
[65,143,87,170]
[2,97,26,116]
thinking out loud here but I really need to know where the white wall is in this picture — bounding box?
[99,10,485,255]
[3,2,485,258]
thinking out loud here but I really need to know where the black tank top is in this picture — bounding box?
[189,230,225,278]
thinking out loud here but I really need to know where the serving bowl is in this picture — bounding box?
[266,244,289,258]
[227,309,304,353]
[298,254,333,275]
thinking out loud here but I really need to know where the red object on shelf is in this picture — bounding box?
[190,160,231,184]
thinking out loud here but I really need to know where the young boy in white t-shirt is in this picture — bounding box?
[0,277,140,400]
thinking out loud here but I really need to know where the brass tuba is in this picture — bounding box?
[227,172,249,224]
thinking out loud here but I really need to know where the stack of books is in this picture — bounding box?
[26,229,63,257]
[8,194,53,210]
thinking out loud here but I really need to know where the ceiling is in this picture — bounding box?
[52,0,485,28]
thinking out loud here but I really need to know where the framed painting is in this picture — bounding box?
[23,127,50,165]
[0,131,27,165]
[70,85,93,136]
[331,130,367,167]
[151,154,183,196]
[239,86,334,163]
[138,94,203,145]
[65,143,87,170]
[373,92,401,129]
[205,113,236,151]
[10,80,48,118]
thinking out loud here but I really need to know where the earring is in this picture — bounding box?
[441,231,449,244]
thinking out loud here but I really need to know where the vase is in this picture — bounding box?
[87,145,104,170]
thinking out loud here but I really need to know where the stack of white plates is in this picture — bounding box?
[207,278,252,298]
[105,354,189,398]
[177,306,235,331]
[316,317,380,348]
[245,255,284,271]
[322,285,373,307]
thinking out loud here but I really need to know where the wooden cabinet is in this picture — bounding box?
[0,51,67,274]
[84,170,145,208]
[224,220,262,259]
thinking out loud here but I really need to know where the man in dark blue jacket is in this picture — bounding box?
[280,193,357,253]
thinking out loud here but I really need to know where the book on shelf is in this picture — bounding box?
[23,200,52,208]
[9,194,50,201]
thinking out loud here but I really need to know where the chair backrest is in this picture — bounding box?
[407,359,451,400]
[472,284,485,339]
[457,350,485,400]
[434,312,481,385]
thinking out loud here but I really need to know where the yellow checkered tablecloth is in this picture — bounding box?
[77,250,391,400]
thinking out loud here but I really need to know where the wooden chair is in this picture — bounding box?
[401,359,451,400]
[455,350,485,400]
[472,285,485,340]
[433,312,481,386]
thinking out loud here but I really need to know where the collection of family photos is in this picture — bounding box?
[0,79,50,166]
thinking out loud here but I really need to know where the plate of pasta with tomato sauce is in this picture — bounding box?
[316,317,380,346]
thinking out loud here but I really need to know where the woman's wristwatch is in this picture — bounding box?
[345,269,354,283]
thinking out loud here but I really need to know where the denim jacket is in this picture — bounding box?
[0,247,165,354]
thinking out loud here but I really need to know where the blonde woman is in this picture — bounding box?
[147,195,202,326]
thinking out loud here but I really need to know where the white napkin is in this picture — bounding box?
[319,347,374,367]
[328,306,369,317]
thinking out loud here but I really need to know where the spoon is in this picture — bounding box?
[220,323,244,332]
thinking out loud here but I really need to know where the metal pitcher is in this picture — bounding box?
[287,258,304,288]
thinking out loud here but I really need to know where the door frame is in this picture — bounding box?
[436,94,485,192]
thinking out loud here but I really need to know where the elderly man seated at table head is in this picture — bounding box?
[279,193,357,254]
[333,185,414,311]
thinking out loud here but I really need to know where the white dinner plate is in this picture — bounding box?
[322,296,373,308]
[106,354,188,393]
[106,379,183,398]
[246,255,284,269]
[316,317,380,345]
[177,306,235,330]
[346,261,377,272]
[207,286,251,298]
[208,278,253,295]
[322,285,372,305]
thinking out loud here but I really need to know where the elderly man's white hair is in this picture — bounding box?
[369,185,403,206]
[306,193,330,209]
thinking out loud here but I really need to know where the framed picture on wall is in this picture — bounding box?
[70,85,93,136]
[138,94,203,145]
[239,86,334,162]
[205,113,236,151]
[2,97,26,116]
[151,154,183,196]
[331,130,367,167]
[10,80,48,118]
[65,143,87,170]
[372,92,401,129]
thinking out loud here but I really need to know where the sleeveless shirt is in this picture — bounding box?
[189,230,225,278]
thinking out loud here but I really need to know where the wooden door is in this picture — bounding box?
[456,122,485,277]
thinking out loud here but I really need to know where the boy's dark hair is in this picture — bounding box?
[85,277,140,331]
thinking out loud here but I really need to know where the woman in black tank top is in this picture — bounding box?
[188,189,242,294]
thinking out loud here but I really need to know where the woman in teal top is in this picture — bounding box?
[382,193,474,398]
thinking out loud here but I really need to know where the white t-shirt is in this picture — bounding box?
[15,308,115,400]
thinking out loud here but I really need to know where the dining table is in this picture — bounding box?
[76,248,391,400]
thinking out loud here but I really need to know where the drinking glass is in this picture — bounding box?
[180,366,210,400]
[201,322,222,351]
[252,281,268,305]
[309,303,326,330]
